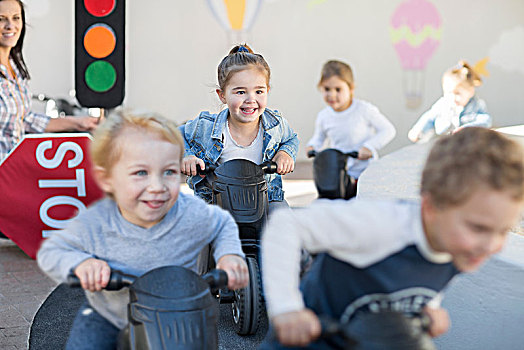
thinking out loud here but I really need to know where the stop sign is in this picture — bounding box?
[0,133,104,259]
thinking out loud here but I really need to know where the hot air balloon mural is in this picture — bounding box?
[390,0,442,109]
[207,0,263,44]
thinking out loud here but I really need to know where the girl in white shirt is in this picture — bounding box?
[306,60,396,179]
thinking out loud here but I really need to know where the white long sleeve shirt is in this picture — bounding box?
[307,99,396,178]
[261,199,455,319]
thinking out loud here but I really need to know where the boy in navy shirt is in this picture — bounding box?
[261,127,524,348]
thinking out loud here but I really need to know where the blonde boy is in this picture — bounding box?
[260,127,524,349]
[38,111,248,350]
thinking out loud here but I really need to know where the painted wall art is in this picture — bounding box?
[390,0,442,109]
[206,0,263,44]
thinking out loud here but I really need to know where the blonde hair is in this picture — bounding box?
[217,43,271,90]
[318,60,355,90]
[443,60,482,89]
[90,110,184,173]
[421,127,524,208]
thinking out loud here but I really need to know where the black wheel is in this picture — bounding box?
[231,256,264,335]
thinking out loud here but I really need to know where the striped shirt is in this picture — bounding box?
[0,60,49,162]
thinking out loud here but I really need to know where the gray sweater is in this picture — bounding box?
[37,193,244,328]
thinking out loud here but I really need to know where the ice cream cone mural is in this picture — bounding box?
[390,0,442,109]
[207,0,263,44]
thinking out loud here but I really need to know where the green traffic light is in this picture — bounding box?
[84,61,116,92]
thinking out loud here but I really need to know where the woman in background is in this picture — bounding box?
[0,0,98,163]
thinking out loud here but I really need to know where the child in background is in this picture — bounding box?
[37,111,248,350]
[408,60,491,143]
[261,127,524,349]
[306,60,396,180]
[180,44,299,210]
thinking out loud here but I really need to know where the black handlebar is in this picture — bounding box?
[317,312,433,349]
[413,311,432,332]
[202,269,229,293]
[260,161,278,174]
[307,150,359,159]
[318,316,358,346]
[196,161,279,175]
[67,269,136,290]
[67,268,229,293]
[196,163,217,176]
[346,151,359,159]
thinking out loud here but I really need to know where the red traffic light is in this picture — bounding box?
[84,0,116,17]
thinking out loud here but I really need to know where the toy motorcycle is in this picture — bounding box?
[318,311,436,350]
[67,267,228,350]
[263,311,435,349]
[198,159,278,336]
[307,149,359,200]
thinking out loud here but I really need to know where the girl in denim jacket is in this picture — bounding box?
[180,44,299,207]
[408,61,492,143]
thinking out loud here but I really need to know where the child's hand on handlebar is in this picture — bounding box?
[272,150,295,175]
[74,258,111,292]
[423,306,450,338]
[272,309,321,347]
[216,254,249,290]
[181,155,206,176]
[357,146,373,160]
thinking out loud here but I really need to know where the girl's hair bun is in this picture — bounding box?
[229,44,254,55]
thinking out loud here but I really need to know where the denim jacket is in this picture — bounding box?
[409,95,491,143]
[179,108,299,202]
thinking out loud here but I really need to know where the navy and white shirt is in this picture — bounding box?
[262,198,459,319]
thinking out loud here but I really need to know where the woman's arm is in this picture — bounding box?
[44,116,99,133]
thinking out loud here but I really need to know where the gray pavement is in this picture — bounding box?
[0,161,316,349]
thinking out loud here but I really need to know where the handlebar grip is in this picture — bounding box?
[261,161,278,174]
[318,315,358,346]
[66,270,135,290]
[319,316,341,338]
[196,163,206,176]
[202,269,229,292]
[417,311,433,332]
[346,151,359,159]
[307,150,317,158]
[66,273,82,288]
[196,163,216,176]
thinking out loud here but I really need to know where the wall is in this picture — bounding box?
[22,0,524,159]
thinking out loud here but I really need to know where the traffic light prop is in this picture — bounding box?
[75,0,125,108]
